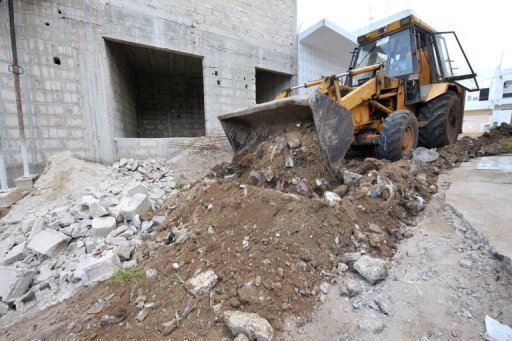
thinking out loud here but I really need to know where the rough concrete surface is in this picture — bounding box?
[284,182,512,340]
[442,155,512,267]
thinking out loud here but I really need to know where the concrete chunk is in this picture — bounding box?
[185,270,218,297]
[3,242,27,265]
[119,193,151,220]
[14,174,38,191]
[0,188,22,208]
[91,217,117,237]
[0,266,36,301]
[113,242,134,261]
[323,191,341,206]
[224,310,273,341]
[74,251,120,285]
[353,255,388,284]
[27,229,71,257]
[124,184,148,197]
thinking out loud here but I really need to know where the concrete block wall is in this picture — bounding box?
[106,43,138,138]
[137,74,205,138]
[0,0,297,180]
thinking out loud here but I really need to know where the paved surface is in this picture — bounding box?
[442,155,512,262]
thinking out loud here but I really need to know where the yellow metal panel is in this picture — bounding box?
[340,78,376,110]
[358,15,436,44]
[419,49,431,85]
[352,105,371,129]
[425,83,449,102]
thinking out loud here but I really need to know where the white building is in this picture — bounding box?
[463,68,512,135]
[298,20,356,93]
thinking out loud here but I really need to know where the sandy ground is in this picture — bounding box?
[284,171,512,340]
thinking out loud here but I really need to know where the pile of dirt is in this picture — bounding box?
[438,122,512,164]
[2,124,511,340]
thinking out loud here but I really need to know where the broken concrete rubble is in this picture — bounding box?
[185,269,218,297]
[353,255,388,284]
[91,217,116,237]
[0,188,22,208]
[413,147,439,163]
[224,310,274,341]
[0,266,36,301]
[323,191,341,206]
[74,251,121,285]
[119,193,151,220]
[27,229,71,257]
[3,242,27,265]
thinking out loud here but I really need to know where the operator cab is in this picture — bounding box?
[349,14,479,101]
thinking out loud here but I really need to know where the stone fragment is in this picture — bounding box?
[136,308,149,322]
[120,194,151,220]
[91,217,116,237]
[100,315,124,326]
[89,201,108,218]
[413,147,439,163]
[108,225,129,238]
[0,188,22,208]
[339,277,364,297]
[284,152,294,168]
[27,229,71,257]
[124,184,148,197]
[342,170,363,186]
[74,251,121,285]
[353,255,388,284]
[0,266,36,301]
[145,268,158,280]
[34,262,54,285]
[58,213,75,227]
[323,191,341,206]
[485,315,512,341]
[368,223,383,234]
[3,242,27,265]
[113,242,134,261]
[224,310,273,341]
[341,252,361,263]
[319,282,329,294]
[234,333,251,341]
[286,133,302,149]
[185,270,218,297]
[14,174,38,190]
[358,314,384,334]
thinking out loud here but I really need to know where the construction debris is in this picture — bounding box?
[0,124,510,340]
[224,310,274,341]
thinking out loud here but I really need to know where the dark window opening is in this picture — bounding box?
[255,68,292,104]
[53,57,61,65]
[503,80,512,98]
[105,40,205,138]
[45,22,50,26]
[479,88,489,101]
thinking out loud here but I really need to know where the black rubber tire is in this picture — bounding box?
[378,110,418,161]
[418,91,462,148]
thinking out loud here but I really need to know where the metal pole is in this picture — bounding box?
[8,0,30,177]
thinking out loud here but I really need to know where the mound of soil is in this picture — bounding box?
[2,124,511,341]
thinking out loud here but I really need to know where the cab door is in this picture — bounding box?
[427,32,479,91]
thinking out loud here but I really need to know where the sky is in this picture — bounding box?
[298,0,511,83]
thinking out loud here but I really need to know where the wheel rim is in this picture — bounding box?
[402,125,414,151]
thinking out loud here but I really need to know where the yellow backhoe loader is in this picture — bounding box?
[219,14,479,167]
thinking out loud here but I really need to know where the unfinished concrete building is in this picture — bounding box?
[0,0,297,183]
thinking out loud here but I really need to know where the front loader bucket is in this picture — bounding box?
[219,92,354,168]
